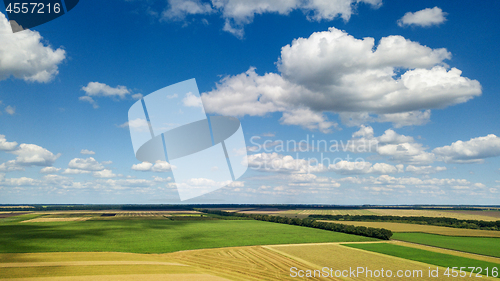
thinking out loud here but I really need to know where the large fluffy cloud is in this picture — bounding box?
[201,27,481,130]
[9,144,61,166]
[433,134,500,163]
[0,12,66,82]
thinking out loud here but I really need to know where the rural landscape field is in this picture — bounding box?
[1,1,500,280]
[1,205,499,280]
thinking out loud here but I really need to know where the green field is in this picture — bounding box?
[0,218,376,254]
[392,233,500,258]
[345,243,500,277]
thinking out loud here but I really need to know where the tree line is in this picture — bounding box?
[197,209,392,240]
[308,215,500,231]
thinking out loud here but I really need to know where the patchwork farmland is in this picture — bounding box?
[0,206,499,280]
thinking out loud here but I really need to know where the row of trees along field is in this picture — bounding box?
[308,215,500,231]
[197,209,392,240]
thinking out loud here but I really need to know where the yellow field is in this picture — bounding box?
[0,274,232,281]
[268,243,497,280]
[0,252,223,280]
[367,209,500,221]
[319,220,500,237]
[0,247,333,280]
[280,210,377,216]
[7,211,204,221]
[21,217,92,223]
[2,242,497,280]
[30,210,201,216]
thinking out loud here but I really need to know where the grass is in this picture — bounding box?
[344,243,500,278]
[0,218,376,254]
[320,220,500,237]
[392,233,500,258]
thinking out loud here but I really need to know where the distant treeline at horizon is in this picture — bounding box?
[309,214,500,231]
[0,204,499,212]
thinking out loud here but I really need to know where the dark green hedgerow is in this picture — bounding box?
[197,209,392,240]
[308,215,500,231]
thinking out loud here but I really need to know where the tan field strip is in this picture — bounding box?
[0,252,180,263]
[0,261,187,268]
[2,243,498,280]
[367,209,500,221]
[167,246,335,280]
[280,209,376,216]
[319,220,500,237]
[0,274,230,281]
[268,243,498,281]
[0,248,336,281]
[21,218,92,223]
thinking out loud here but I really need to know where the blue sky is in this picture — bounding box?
[0,0,499,204]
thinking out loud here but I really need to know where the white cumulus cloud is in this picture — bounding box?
[80,149,95,155]
[247,152,327,173]
[131,161,174,172]
[0,12,66,82]
[80,82,133,108]
[202,27,481,130]
[132,162,154,171]
[40,167,61,174]
[398,7,447,27]
[212,0,382,38]
[5,105,15,115]
[161,0,214,21]
[93,169,117,178]
[62,168,91,175]
[68,157,105,171]
[405,165,446,174]
[433,134,500,163]
[0,135,18,151]
[9,144,61,166]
